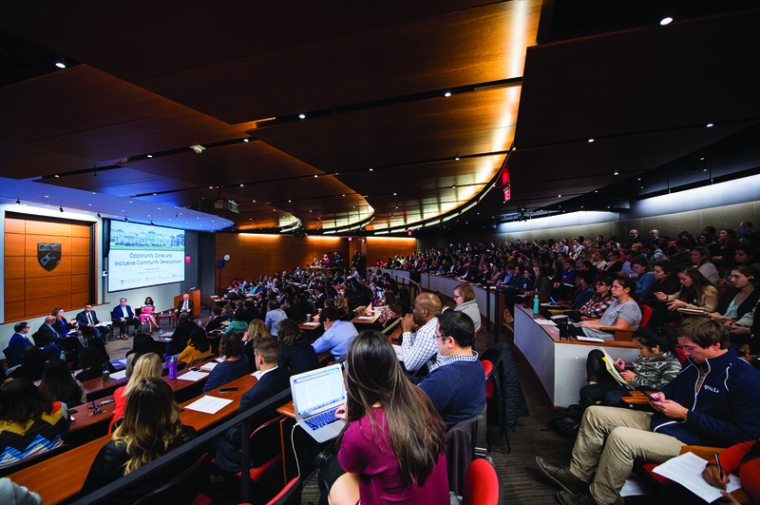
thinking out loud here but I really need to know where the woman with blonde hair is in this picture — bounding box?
[81,378,196,503]
[108,353,162,434]
[243,319,271,367]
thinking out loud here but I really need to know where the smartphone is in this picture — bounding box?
[68,409,78,414]
[642,391,660,401]
[190,367,201,372]
[220,387,238,393]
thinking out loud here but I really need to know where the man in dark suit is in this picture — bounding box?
[76,304,102,339]
[175,293,195,320]
[213,338,291,472]
[112,298,139,338]
[8,321,60,366]
[34,316,80,362]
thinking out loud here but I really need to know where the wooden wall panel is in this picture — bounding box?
[4,279,25,302]
[5,218,25,234]
[4,215,93,322]
[5,257,25,279]
[365,237,418,265]
[5,301,25,321]
[5,233,25,254]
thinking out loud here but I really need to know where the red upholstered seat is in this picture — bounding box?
[674,346,688,365]
[462,458,502,505]
[640,304,653,328]
[191,494,213,505]
[482,359,494,399]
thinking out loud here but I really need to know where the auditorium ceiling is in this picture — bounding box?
[0,1,758,234]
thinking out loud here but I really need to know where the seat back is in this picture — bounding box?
[446,415,478,495]
[266,477,301,505]
[640,304,653,328]
[381,317,401,335]
[132,452,209,505]
[481,359,493,380]
[674,346,688,365]
[248,415,287,469]
[3,347,22,368]
[462,458,502,505]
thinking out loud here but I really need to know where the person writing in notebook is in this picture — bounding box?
[536,317,760,505]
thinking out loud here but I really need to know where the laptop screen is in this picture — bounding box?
[291,364,346,417]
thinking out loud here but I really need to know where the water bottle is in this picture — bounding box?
[165,343,172,360]
[102,363,110,382]
[59,350,66,362]
[168,356,177,380]
[533,295,540,319]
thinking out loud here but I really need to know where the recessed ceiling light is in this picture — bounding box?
[153,192,157,195]
[147,154,153,158]
[706,123,714,128]
[588,138,594,143]
[54,174,60,178]
[393,192,397,196]
[44,195,49,198]
[288,200,291,202]
[243,138,249,142]
[444,91,451,97]
[252,199,256,202]
[660,17,673,25]
[558,195,562,197]
[298,114,306,119]
[92,192,96,195]
[452,185,456,189]
[240,184,244,187]
[314,174,318,178]
[342,194,345,197]
[368,168,373,171]
[614,171,619,175]
[55,60,66,69]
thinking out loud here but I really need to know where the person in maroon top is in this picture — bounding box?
[327,331,449,505]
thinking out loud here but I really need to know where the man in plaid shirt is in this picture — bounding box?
[400,293,442,372]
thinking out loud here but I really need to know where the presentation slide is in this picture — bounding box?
[108,222,185,292]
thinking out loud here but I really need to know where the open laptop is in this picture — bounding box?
[290,363,347,443]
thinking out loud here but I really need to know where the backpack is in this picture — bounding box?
[548,404,584,437]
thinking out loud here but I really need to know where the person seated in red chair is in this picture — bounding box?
[175,293,195,320]
[536,317,760,505]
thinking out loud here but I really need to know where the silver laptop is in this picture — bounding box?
[290,364,347,443]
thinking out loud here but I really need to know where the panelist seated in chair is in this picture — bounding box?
[112,298,140,338]
[76,304,103,339]
[7,321,61,365]
[175,293,195,320]
[52,308,79,337]
[34,316,81,360]
[80,378,198,504]
[536,318,760,505]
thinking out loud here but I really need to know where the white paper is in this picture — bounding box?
[577,336,605,343]
[200,362,218,371]
[302,322,320,327]
[183,396,233,414]
[357,315,374,320]
[109,370,128,380]
[115,358,128,365]
[392,344,403,360]
[176,370,209,382]
[620,473,650,497]
[653,452,742,503]
[535,319,557,326]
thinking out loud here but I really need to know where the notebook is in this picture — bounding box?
[290,363,347,443]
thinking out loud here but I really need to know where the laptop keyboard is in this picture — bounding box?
[304,407,340,430]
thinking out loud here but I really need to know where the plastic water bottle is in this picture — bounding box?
[533,295,540,319]
[102,363,110,382]
[168,356,177,380]
[59,350,66,362]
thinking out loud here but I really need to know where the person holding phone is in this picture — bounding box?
[537,317,760,505]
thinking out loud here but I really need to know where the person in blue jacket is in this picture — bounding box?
[536,317,760,505]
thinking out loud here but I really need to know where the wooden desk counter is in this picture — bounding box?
[178,373,258,432]
[277,401,296,419]
[350,303,381,325]
[513,305,639,408]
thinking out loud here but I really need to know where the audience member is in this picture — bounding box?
[8,347,47,381]
[650,267,719,327]
[109,353,163,434]
[399,293,443,372]
[125,333,159,377]
[630,258,654,297]
[416,311,485,428]
[312,307,359,361]
[264,299,287,337]
[177,327,212,367]
[81,378,197,504]
[224,311,248,334]
[213,338,290,473]
[578,277,615,319]
[203,333,249,393]
[572,278,642,340]
[452,283,482,333]
[277,319,319,375]
[579,327,681,408]
[692,246,720,284]
[321,330,449,505]
[0,378,70,470]
[39,358,87,408]
[537,318,760,505]
[74,347,116,382]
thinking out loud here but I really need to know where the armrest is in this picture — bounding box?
[680,445,724,459]
[612,328,635,341]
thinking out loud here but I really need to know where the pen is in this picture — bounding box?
[714,451,724,481]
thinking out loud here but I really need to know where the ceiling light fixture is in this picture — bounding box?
[243,138,249,142]
[614,171,619,175]
[55,58,66,69]
[706,123,714,128]
[588,138,594,143]
[240,184,244,187]
[298,114,306,119]
[444,91,451,97]
[314,174,318,178]
[660,17,673,25]
[147,154,153,158]
[368,168,373,171]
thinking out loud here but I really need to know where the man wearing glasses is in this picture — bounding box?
[7,321,61,366]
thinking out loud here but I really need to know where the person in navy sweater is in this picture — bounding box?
[417,310,485,429]
[537,317,760,505]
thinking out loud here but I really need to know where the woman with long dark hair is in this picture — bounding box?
[573,277,642,340]
[0,378,70,469]
[325,330,449,505]
[39,358,87,408]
